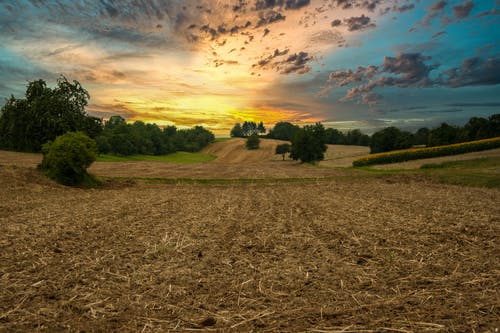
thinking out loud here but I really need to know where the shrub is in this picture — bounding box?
[246,133,260,150]
[39,132,98,186]
[352,136,500,167]
[275,143,291,160]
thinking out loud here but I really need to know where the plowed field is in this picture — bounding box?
[0,162,499,332]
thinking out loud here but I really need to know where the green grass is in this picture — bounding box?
[214,137,233,142]
[357,157,500,188]
[97,152,216,164]
[418,157,500,188]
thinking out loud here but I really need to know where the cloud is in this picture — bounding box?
[343,14,376,31]
[452,0,474,19]
[323,53,500,104]
[255,10,286,27]
[279,52,313,74]
[254,0,311,10]
[323,53,439,104]
[438,56,500,87]
[446,102,500,107]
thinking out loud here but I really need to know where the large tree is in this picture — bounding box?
[0,76,101,152]
[290,123,327,163]
[370,127,413,153]
[267,121,300,141]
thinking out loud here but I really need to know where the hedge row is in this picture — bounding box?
[352,136,500,167]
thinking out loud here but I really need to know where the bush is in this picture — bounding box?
[275,143,291,160]
[352,136,500,167]
[246,133,260,150]
[39,132,98,186]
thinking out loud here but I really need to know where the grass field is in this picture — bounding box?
[0,144,499,332]
[97,151,216,163]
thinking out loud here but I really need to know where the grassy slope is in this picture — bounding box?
[358,156,500,188]
[97,151,216,163]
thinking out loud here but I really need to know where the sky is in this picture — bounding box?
[0,0,499,135]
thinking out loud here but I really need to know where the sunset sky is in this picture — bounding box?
[1,0,499,135]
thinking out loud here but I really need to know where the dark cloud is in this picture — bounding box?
[279,52,313,74]
[419,0,448,26]
[452,0,474,19]
[285,0,311,10]
[393,4,415,13]
[439,56,500,87]
[252,48,290,68]
[447,102,500,107]
[254,0,310,10]
[255,10,286,27]
[432,31,446,38]
[430,0,448,11]
[344,15,375,31]
[253,49,312,74]
[331,19,342,27]
[324,53,439,104]
[324,53,500,105]
[326,0,384,11]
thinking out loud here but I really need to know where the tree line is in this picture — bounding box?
[231,115,500,157]
[96,116,214,156]
[370,115,500,153]
[0,78,215,156]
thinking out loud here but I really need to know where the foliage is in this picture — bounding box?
[353,136,500,167]
[0,77,102,152]
[39,132,98,186]
[96,117,214,156]
[230,123,244,137]
[275,143,291,160]
[230,121,265,137]
[246,133,260,150]
[290,123,327,163]
[370,127,413,153]
[267,121,300,141]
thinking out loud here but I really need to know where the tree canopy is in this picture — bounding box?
[230,121,266,137]
[290,123,327,163]
[0,77,101,152]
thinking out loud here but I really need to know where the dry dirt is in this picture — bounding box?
[0,164,499,332]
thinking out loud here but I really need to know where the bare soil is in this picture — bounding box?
[0,164,499,332]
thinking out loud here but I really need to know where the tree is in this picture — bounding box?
[268,121,300,141]
[39,132,98,186]
[257,121,266,134]
[230,123,244,137]
[370,127,413,153]
[242,121,258,137]
[0,76,100,152]
[275,143,291,160]
[428,123,467,147]
[246,133,260,150]
[290,123,327,163]
[414,127,430,146]
[325,128,345,144]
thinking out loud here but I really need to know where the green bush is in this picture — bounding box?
[39,132,98,186]
[353,137,500,167]
[246,133,260,150]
